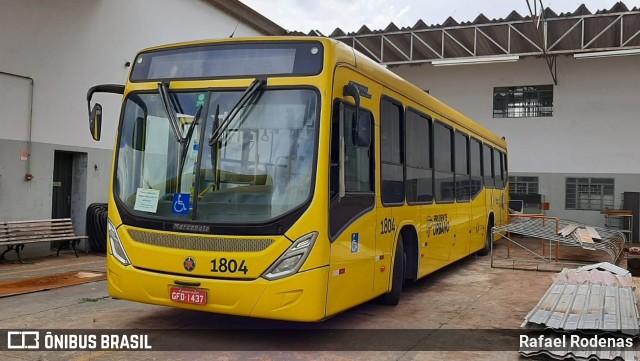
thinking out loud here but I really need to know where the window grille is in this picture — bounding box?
[565,177,614,210]
[493,85,553,118]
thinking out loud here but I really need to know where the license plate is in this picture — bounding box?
[169,286,207,305]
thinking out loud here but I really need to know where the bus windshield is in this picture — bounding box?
[115,88,318,223]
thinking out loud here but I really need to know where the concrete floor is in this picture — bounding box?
[0,241,636,361]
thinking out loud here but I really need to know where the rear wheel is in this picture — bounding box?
[379,236,405,305]
[477,219,493,256]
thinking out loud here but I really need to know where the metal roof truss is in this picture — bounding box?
[333,10,640,66]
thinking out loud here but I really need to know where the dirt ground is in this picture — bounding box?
[0,239,637,361]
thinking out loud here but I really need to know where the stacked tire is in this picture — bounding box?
[86,203,108,253]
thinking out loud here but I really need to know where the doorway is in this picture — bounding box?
[52,151,73,219]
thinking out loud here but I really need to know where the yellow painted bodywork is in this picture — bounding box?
[105,37,508,322]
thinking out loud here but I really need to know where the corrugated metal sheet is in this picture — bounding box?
[522,268,639,336]
[520,267,640,360]
[522,282,639,335]
[578,262,630,276]
[556,268,635,288]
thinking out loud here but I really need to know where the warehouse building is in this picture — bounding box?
[331,2,640,241]
[0,0,285,258]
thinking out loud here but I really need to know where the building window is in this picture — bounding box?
[565,178,614,210]
[509,176,539,195]
[493,85,553,118]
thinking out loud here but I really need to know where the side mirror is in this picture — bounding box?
[86,83,125,142]
[89,103,102,141]
[353,112,371,148]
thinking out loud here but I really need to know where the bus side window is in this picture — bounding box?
[330,101,374,199]
[494,148,504,189]
[345,110,374,192]
[501,152,508,187]
[470,138,483,198]
[454,131,470,202]
[434,122,454,202]
[380,97,404,205]
[405,109,432,204]
[482,143,495,188]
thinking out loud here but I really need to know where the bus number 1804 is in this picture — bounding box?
[210,258,248,274]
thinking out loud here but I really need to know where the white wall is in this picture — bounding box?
[0,0,264,151]
[393,55,640,228]
[0,0,268,256]
[392,55,640,174]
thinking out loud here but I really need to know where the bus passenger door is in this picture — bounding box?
[326,90,377,316]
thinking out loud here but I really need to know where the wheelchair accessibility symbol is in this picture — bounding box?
[172,193,191,215]
[351,233,359,253]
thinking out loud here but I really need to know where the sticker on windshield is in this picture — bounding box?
[172,193,191,215]
[134,188,160,213]
[195,94,206,107]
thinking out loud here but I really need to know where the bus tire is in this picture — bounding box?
[379,236,404,305]
[477,219,493,256]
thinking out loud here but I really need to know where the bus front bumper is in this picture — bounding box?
[107,258,329,322]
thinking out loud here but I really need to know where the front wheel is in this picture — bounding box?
[378,236,405,305]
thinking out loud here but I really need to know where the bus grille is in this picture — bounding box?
[126,229,274,252]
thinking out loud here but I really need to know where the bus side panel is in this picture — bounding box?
[419,202,453,277]
[326,213,377,316]
[449,202,471,261]
[469,189,489,253]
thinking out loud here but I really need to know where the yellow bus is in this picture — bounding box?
[87,37,508,322]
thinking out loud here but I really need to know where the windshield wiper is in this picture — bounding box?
[177,106,203,185]
[158,82,185,144]
[209,78,265,145]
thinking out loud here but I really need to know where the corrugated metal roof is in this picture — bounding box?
[522,269,640,336]
[330,2,640,66]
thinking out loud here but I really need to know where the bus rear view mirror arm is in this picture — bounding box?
[86,84,125,141]
[343,82,370,148]
[343,82,360,118]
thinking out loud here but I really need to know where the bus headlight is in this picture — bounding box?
[263,232,318,280]
[108,219,131,266]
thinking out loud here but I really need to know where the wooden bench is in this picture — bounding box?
[0,218,88,262]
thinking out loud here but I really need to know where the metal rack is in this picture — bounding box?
[491,215,626,271]
[602,210,633,243]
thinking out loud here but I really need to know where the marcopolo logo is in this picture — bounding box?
[184,256,196,272]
